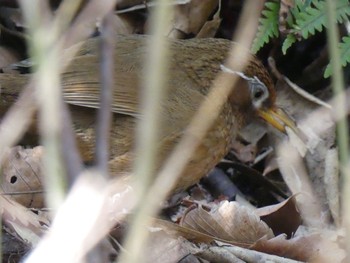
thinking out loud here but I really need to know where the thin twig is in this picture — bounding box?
[61,101,84,186]
[95,12,115,176]
[86,11,116,262]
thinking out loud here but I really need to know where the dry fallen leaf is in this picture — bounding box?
[1,194,49,247]
[111,218,213,262]
[256,196,301,237]
[180,201,274,244]
[196,0,221,38]
[251,229,345,262]
[165,0,219,38]
[142,228,192,263]
[1,146,45,208]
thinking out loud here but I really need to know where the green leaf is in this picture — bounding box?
[295,1,326,38]
[282,34,297,54]
[324,36,350,78]
[251,1,280,54]
[288,0,307,25]
[293,0,350,39]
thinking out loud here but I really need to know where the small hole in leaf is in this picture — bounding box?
[10,175,17,184]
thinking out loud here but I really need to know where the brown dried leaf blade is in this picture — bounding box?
[180,201,274,244]
[257,196,302,237]
[252,231,345,262]
[1,146,45,208]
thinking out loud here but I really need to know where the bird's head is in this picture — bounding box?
[221,60,297,135]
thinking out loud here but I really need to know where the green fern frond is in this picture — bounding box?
[293,0,350,39]
[282,0,305,54]
[324,36,350,78]
[282,34,297,54]
[251,1,280,54]
[295,0,325,38]
[290,0,310,24]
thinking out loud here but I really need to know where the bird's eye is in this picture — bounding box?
[252,86,265,100]
[249,79,269,108]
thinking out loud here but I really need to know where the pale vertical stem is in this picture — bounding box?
[133,4,171,195]
[19,1,65,210]
[324,0,350,254]
[18,0,85,210]
[53,0,82,36]
[118,0,172,262]
[325,0,349,165]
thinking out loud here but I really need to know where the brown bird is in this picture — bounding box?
[0,35,296,193]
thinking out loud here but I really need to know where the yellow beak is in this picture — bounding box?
[258,107,298,134]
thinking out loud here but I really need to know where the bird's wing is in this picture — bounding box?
[62,54,141,117]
